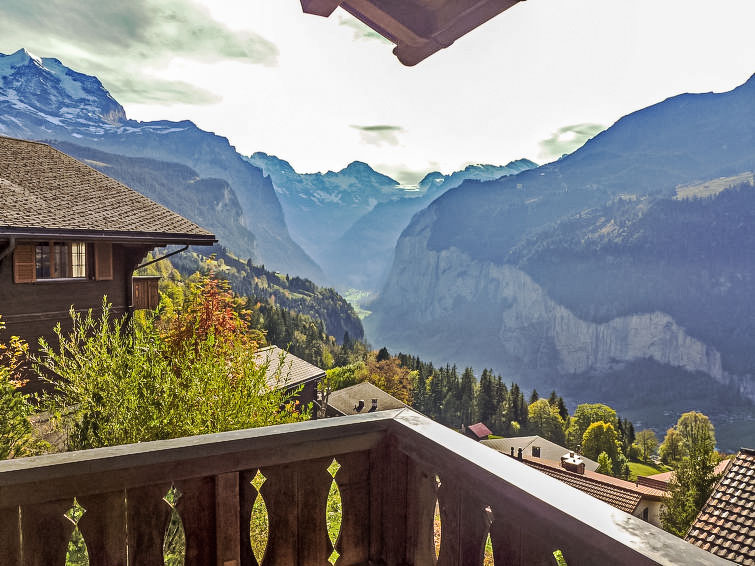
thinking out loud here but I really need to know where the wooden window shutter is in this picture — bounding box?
[13,245,36,283]
[95,243,113,281]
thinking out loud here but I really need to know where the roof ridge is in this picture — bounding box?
[0,135,52,148]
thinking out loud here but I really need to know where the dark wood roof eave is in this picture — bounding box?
[0,227,217,246]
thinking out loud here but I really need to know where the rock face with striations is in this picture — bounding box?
[376,206,724,381]
[370,75,755,418]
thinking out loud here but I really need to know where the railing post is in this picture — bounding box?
[370,435,409,565]
[405,460,436,566]
[78,490,128,566]
[334,451,372,565]
[0,506,20,565]
[175,476,217,566]
[20,500,72,566]
[216,472,241,566]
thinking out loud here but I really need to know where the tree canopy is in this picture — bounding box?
[660,411,720,537]
[566,403,618,450]
[581,421,620,463]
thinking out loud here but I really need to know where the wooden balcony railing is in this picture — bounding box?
[0,409,727,566]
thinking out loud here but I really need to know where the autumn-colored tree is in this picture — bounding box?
[363,351,414,404]
[38,277,305,450]
[0,317,44,459]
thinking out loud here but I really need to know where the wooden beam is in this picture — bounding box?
[300,0,342,17]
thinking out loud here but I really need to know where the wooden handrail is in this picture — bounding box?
[0,409,728,566]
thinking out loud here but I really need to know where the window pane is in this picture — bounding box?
[35,244,50,279]
[71,242,86,278]
[54,243,69,278]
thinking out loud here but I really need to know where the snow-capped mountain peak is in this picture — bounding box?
[0,48,127,137]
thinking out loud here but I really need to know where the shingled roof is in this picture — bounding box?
[327,381,406,415]
[254,345,326,391]
[686,448,755,564]
[0,136,215,245]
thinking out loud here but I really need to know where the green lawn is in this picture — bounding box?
[627,460,670,481]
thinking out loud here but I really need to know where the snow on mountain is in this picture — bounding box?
[0,48,323,281]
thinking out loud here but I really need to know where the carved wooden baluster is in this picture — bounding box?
[215,472,241,566]
[125,483,172,565]
[239,469,260,566]
[331,451,371,566]
[0,506,20,565]
[175,476,217,566]
[489,502,522,566]
[259,464,298,564]
[404,460,438,566]
[78,491,128,566]
[369,438,408,565]
[20,500,73,566]
[457,493,491,566]
[436,477,460,566]
[295,457,334,566]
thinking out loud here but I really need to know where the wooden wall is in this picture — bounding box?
[0,241,152,391]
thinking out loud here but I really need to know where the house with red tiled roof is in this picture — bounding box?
[0,136,216,389]
[637,459,730,491]
[685,448,755,564]
[505,452,668,527]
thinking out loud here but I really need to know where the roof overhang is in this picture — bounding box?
[301,0,525,66]
[0,227,217,247]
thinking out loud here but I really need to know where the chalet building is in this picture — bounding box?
[0,136,216,373]
[508,452,668,527]
[325,381,407,417]
[254,345,326,411]
[482,435,601,472]
[462,422,493,441]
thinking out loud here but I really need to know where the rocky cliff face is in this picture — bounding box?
[375,207,727,389]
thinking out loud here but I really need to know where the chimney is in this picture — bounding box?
[371,398,378,411]
[354,399,364,412]
[560,451,586,474]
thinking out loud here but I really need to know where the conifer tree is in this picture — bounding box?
[476,369,497,425]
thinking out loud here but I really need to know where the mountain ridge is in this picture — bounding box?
[369,75,755,447]
[0,48,322,280]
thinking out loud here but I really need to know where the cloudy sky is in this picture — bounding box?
[1,0,753,183]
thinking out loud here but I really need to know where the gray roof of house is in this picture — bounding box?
[253,345,326,391]
[481,435,600,472]
[327,381,406,415]
[0,136,215,244]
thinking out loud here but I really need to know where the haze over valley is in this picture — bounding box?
[1,46,754,450]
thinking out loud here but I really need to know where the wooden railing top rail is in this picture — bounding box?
[384,410,731,566]
[0,408,728,566]
[0,409,396,507]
